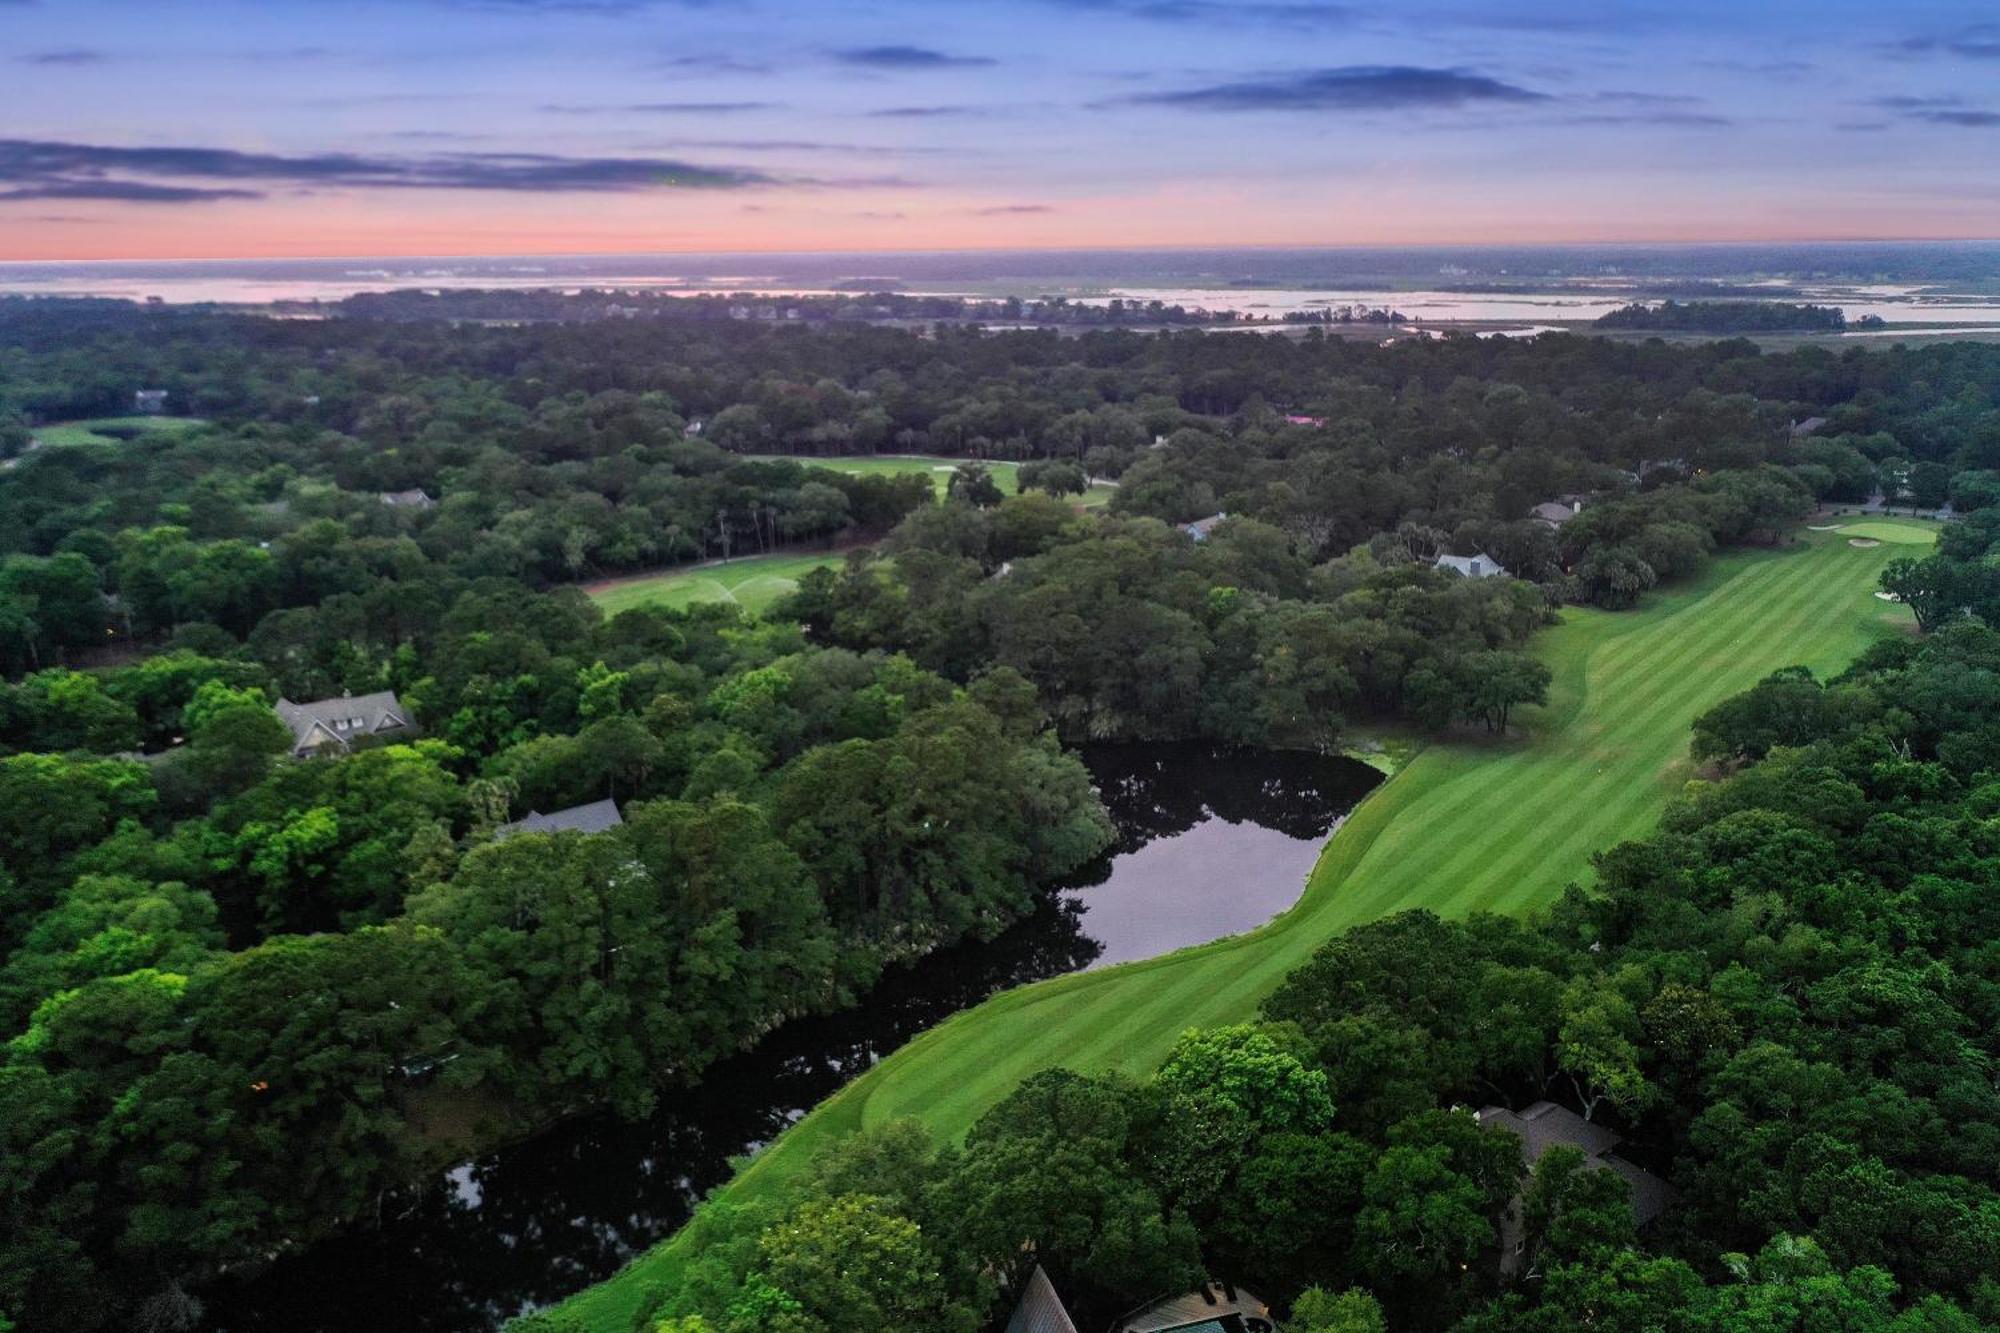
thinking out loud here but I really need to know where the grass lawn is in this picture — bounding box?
[588,551,846,617]
[562,521,1929,1326]
[32,415,209,447]
[1836,520,1942,544]
[559,521,1929,1329]
[584,456,1117,618]
[752,453,1117,508]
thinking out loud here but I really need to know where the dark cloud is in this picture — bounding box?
[0,138,775,204]
[1913,109,2000,126]
[834,46,995,69]
[866,105,987,118]
[540,101,780,114]
[437,0,682,13]
[1891,26,2000,60]
[1589,91,1702,107]
[973,204,1054,214]
[1695,59,1813,77]
[1045,0,1350,27]
[1561,111,1732,128]
[658,54,773,74]
[19,49,109,66]
[1124,65,1546,112]
[1868,94,2000,127]
[0,181,263,203]
[1872,94,1964,110]
[662,138,949,155]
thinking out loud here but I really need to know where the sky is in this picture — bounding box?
[3,0,2000,260]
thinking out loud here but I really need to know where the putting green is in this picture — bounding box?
[588,551,845,617]
[33,415,209,447]
[1836,519,1942,544]
[558,526,1926,1330]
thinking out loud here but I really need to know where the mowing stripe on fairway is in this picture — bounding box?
[557,528,1925,1331]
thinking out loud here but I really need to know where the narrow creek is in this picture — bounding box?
[204,743,1382,1330]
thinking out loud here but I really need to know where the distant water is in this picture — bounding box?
[4,241,2000,323]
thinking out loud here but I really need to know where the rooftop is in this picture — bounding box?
[1477,1100,1677,1227]
[1121,1282,1275,1333]
[274,691,413,754]
[1005,1267,1080,1333]
[495,797,625,839]
[1435,551,1508,579]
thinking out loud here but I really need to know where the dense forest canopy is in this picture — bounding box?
[2,298,1999,1331]
[618,625,2000,1333]
[1595,301,1853,334]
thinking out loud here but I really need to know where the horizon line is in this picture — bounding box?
[6,234,2000,268]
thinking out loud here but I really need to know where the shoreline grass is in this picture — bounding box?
[557,521,1930,1330]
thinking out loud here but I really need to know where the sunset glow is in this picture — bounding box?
[4,1,1999,260]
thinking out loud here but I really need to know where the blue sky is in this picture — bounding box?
[4,0,1999,258]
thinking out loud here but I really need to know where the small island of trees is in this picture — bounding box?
[1595,299,1849,333]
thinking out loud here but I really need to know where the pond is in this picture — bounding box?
[203,743,1380,1330]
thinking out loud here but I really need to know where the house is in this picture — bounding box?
[1789,415,1829,437]
[1435,551,1509,579]
[1005,1267,1080,1333]
[1007,1268,1274,1333]
[133,389,169,414]
[1120,1281,1277,1333]
[274,691,415,757]
[379,488,438,511]
[1184,513,1228,542]
[494,798,624,840]
[1282,413,1326,428]
[1531,499,1582,527]
[1477,1101,1678,1274]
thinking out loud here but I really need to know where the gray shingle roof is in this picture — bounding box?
[1478,1100,1676,1226]
[495,798,624,840]
[274,692,413,754]
[1436,552,1509,579]
[1006,1267,1080,1333]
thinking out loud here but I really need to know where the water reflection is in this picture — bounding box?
[1062,744,1381,967]
[204,743,1378,1331]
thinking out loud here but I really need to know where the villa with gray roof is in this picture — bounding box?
[1478,1100,1677,1273]
[379,488,437,511]
[495,798,624,840]
[1183,512,1228,542]
[1435,551,1509,579]
[274,691,415,757]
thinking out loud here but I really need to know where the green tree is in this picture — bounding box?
[946,462,1005,509]
[749,1194,979,1333]
[1290,1287,1386,1333]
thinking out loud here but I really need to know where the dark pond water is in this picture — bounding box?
[203,743,1379,1332]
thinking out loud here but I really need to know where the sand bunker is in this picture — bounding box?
[1849,538,1882,548]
